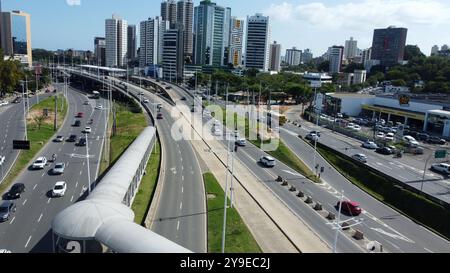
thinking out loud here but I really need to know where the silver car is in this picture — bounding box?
[53,163,66,175]
[0,201,16,222]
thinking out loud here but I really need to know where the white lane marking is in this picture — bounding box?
[182,176,184,181]
[75,181,79,188]
[398,176,407,180]
[181,187,184,193]
[47,198,51,204]
[41,173,45,177]
[25,236,32,248]
[70,196,74,202]
[9,217,15,225]
[283,169,303,177]
[33,184,37,190]
[385,239,401,251]
[424,248,434,253]
[22,199,27,206]
[177,221,180,231]
[79,170,83,175]
[37,213,43,223]
[370,228,415,243]
[180,202,183,210]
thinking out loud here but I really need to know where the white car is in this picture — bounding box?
[52,181,67,197]
[32,157,47,169]
[431,163,450,175]
[352,125,362,132]
[260,156,276,167]
[143,99,149,104]
[375,132,385,139]
[403,135,420,147]
[95,105,103,110]
[83,127,92,134]
[362,141,378,149]
[385,133,395,141]
[53,163,66,175]
[236,138,247,147]
[352,154,368,163]
[0,249,12,253]
[213,128,222,136]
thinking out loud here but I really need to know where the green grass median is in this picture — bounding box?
[0,95,67,194]
[203,172,261,253]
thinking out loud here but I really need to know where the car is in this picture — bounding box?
[385,133,395,141]
[347,123,356,129]
[427,136,446,145]
[181,97,187,101]
[352,125,362,131]
[54,135,64,142]
[53,163,66,175]
[236,138,247,147]
[76,112,84,118]
[305,133,319,142]
[416,133,430,141]
[352,154,367,163]
[431,163,450,175]
[376,147,393,155]
[84,100,89,105]
[375,132,385,139]
[95,105,103,110]
[156,113,163,119]
[77,138,87,147]
[336,200,362,216]
[157,104,163,110]
[212,128,222,136]
[191,107,196,113]
[83,127,92,134]
[32,157,47,169]
[73,120,81,127]
[260,156,276,167]
[67,135,77,143]
[0,201,16,222]
[310,131,321,137]
[52,182,67,197]
[362,141,378,149]
[0,249,11,253]
[143,99,149,104]
[12,97,21,104]
[7,184,25,199]
[403,135,420,147]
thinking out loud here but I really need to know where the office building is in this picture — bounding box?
[431,45,439,56]
[0,10,32,66]
[329,46,344,74]
[285,47,302,66]
[105,15,128,67]
[161,0,177,27]
[127,25,137,61]
[344,37,358,60]
[176,0,194,61]
[222,7,232,66]
[302,48,313,63]
[94,37,106,66]
[139,17,169,68]
[162,26,184,81]
[371,26,408,67]
[194,0,227,66]
[353,69,367,84]
[269,41,281,72]
[245,13,270,72]
[228,17,244,67]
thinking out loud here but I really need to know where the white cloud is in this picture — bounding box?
[66,0,81,6]
[265,0,450,30]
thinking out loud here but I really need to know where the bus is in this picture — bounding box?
[92,91,100,99]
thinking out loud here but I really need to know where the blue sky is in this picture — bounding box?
[3,0,450,56]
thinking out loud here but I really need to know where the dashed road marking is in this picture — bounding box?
[25,236,32,248]
[38,214,43,223]
[10,217,15,225]
[33,184,37,190]
[22,199,27,206]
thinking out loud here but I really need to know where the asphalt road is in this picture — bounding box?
[162,82,450,253]
[0,93,53,184]
[0,85,107,253]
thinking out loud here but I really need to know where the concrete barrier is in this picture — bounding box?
[326,212,336,220]
[289,186,297,192]
[313,203,323,211]
[367,241,383,253]
[353,230,364,240]
[341,222,350,231]
[276,176,283,182]
[281,181,288,186]
[297,191,304,198]
[305,196,313,204]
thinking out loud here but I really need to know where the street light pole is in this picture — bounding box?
[86,132,92,194]
[221,140,231,254]
[421,154,433,192]
[21,82,28,141]
[313,86,319,177]
[333,190,344,253]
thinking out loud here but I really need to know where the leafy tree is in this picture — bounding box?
[343,62,364,73]
[317,61,330,72]
[404,45,425,61]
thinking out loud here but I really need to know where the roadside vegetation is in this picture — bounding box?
[203,172,261,253]
[0,95,67,194]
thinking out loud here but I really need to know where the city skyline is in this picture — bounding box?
[2,0,450,56]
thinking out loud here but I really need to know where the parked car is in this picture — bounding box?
[54,135,64,142]
[385,133,395,141]
[0,201,16,222]
[52,163,66,175]
[376,147,393,155]
[375,132,385,139]
[403,136,420,147]
[260,156,276,167]
[336,201,362,216]
[32,157,47,169]
[67,135,77,143]
[52,182,67,197]
[352,154,368,163]
[352,125,362,132]
[427,136,446,145]
[7,184,25,199]
[431,163,450,175]
[416,133,430,141]
[362,141,378,149]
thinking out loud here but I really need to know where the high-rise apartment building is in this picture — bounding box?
[269,41,281,72]
[285,47,302,66]
[0,10,32,66]
[329,46,344,74]
[302,48,313,63]
[105,15,128,67]
[161,0,177,27]
[194,0,227,66]
[222,7,232,66]
[245,13,270,72]
[162,26,184,81]
[344,37,358,60]
[228,17,244,67]
[127,25,137,61]
[371,26,407,67]
[94,37,106,66]
[431,45,439,56]
[139,17,169,68]
[176,0,194,61]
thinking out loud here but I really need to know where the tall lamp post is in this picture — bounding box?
[311,81,322,177]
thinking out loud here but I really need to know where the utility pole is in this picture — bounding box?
[21,82,28,141]
[86,132,92,194]
[25,76,30,113]
[221,139,231,254]
[54,92,58,131]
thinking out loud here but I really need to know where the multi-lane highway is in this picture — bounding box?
[0,85,107,253]
[158,81,450,253]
